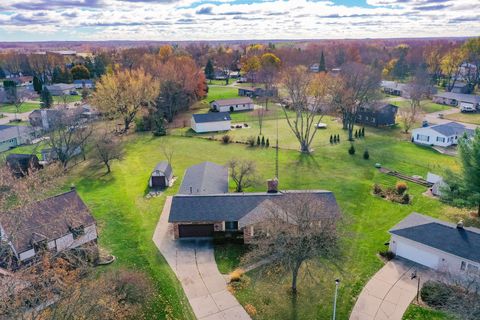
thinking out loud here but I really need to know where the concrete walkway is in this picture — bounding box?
[424,107,478,129]
[153,197,251,320]
[350,259,433,320]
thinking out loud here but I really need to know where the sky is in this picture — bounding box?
[0,0,479,41]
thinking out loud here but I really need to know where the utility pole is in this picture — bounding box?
[333,278,340,320]
[275,107,279,179]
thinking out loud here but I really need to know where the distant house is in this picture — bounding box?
[0,189,98,267]
[6,154,42,178]
[191,112,231,133]
[149,161,173,189]
[432,92,480,111]
[411,122,474,147]
[29,109,62,131]
[389,212,480,274]
[73,79,94,89]
[178,162,229,195]
[0,125,34,153]
[40,146,82,163]
[169,189,340,240]
[356,103,398,127]
[46,83,76,96]
[10,76,33,89]
[450,82,473,94]
[238,87,278,98]
[426,172,447,197]
[210,97,254,112]
[310,63,320,73]
[381,81,409,97]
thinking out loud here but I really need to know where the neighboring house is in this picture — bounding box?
[29,109,62,131]
[426,172,447,197]
[0,125,34,153]
[411,122,474,147]
[389,212,480,274]
[238,87,278,98]
[432,92,480,111]
[73,79,94,89]
[40,146,82,163]
[0,189,98,267]
[450,81,473,94]
[168,189,340,240]
[356,103,398,127]
[179,161,228,195]
[149,161,173,189]
[46,83,76,96]
[191,112,231,133]
[310,63,320,73]
[210,97,254,112]
[10,76,33,89]
[6,154,42,178]
[381,81,409,97]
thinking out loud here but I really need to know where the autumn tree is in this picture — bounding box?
[329,62,381,141]
[227,159,259,192]
[92,68,158,133]
[259,53,281,111]
[461,37,480,91]
[155,80,190,123]
[280,66,331,153]
[241,55,261,84]
[243,193,342,294]
[441,48,464,91]
[424,45,444,84]
[71,64,91,80]
[92,127,124,174]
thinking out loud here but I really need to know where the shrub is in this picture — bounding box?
[337,134,340,142]
[257,136,261,146]
[222,135,231,144]
[245,304,257,317]
[261,136,265,146]
[330,135,333,144]
[333,135,337,143]
[354,130,358,138]
[247,136,256,147]
[401,193,410,204]
[373,184,383,195]
[348,144,355,155]
[421,281,452,307]
[244,123,248,127]
[379,250,395,260]
[395,181,408,195]
[266,138,270,147]
[229,268,245,282]
[363,149,370,160]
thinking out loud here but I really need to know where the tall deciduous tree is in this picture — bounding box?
[259,53,281,111]
[227,159,258,192]
[92,127,124,174]
[71,64,90,80]
[244,193,341,294]
[461,37,480,91]
[441,48,464,92]
[92,69,158,133]
[155,80,190,123]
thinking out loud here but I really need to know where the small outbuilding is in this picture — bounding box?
[6,154,42,177]
[191,112,231,133]
[210,97,254,112]
[149,161,173,189]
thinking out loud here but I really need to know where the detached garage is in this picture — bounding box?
[389,213,480,275]
[149,161,173,189]
[191,112,231,133]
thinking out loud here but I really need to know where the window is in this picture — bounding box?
[436,137,445,143]
[416,134,430,142]
[225,221,238,231]
[461,261,466,271]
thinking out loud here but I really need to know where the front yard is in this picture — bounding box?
[444,111,480,125]
[0,102,40,113]
[389,99,452,114]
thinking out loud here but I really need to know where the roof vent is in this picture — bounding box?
[267,178,278,193]
[457,219,464,229]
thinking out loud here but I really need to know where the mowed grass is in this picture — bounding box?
[53,95,82,103]
[444,111,480,125]
[403,305,453,320]
[0,102,40,113]
[389,99,452,114]
[205,85,240,102]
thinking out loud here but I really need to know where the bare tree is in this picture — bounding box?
[279,66,331,153]
[92,128,124,174]
[329,62,381,141]
[401,68,433,133]
[227,159,258,192]
[160,139,174,165]
[243,193,342,294]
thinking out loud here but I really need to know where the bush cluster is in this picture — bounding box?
[330,134,341,144]
[354,127,366,139]
[249,136,270,148]
[373,182,411,204]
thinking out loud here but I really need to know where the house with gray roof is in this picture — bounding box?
[389,213,480,274]
[432,92,480,111]
[179,162,228,195]
[210,97,254,112]
[169,189,341,240]
[381,81,409,98]
[191,112,231,133]
[0,125,34,153]
[411,122,474,147]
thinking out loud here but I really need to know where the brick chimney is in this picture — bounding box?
[457,219,464,229]
[267,178,278,193]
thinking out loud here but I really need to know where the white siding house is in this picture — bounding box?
[389,213,480,275]
[210,97,254,112]
[411,122,473,147]
[191,112,231,133]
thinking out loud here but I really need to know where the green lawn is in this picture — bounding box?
[444,112,480,125]
[205,85,240,102]
[0,102,40,113]
[389,99,452,114]
[207,79,235,86]
[403,305,453,320]
[53,95,82,103]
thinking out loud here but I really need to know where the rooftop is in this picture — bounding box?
[178,162,229,195]
[152,161,172,177]
[434,91,480,103]
[212,97,253,106]
[427,122,473,137]
[192,112,231,123]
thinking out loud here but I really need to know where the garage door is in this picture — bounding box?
[151,176,166,188]
[178,224,214,238]
[396,241,439,269]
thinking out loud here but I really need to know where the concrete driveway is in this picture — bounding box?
[424,108,478,129]
[350,259,433,320]
[153,197,251,320]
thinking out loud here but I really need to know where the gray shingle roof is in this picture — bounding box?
[212,97,253,106]
[178,162,228,195]
[192,112,231,123]
[429,122,471,137]
[0,125,32,142]
[390,213,480,263]
[434,92,480,104]
[152,161,172,178]
[169,190,340,223]
[381,81,407,92]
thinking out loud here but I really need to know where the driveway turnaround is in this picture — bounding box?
[350,259,433,320]
[153,197,251,320]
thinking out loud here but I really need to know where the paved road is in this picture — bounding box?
[350,259,433,320]
[423,107,478,129]
[153,197,251,320]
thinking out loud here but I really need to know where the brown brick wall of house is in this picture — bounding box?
[173,222,224,239]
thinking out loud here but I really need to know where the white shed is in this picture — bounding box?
[191,112,231,133]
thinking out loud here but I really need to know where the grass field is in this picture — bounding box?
[444,111,480,125]
[53,95,83,103]
[0,102,40,113]
[403,305,452,320]
[205,85,240,102]
[389,99,452,114]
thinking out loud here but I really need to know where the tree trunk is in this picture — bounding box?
[477,201,480,217]
[291,263,300,295]
[106,162,111,174]
[300,141,310,153]
[124,118,131,133]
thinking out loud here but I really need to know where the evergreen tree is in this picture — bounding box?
[33,75,42,94]
[319,51,326,72]
[330,135,333,144]
[0,66,5,79]
[348,144,356,155]
[363,149,370,160]
[94,55,106,78]
[333,135,337,143]
[261,136,265,146]
[257,136,261,146]
[337,134,340,143]
[152,117,167,136]
[205,59,215,81]
[354,130,358,139]
[362,127,365,137]
[52,66,62,83]
[40,87,53,108]
[266,138,270,147]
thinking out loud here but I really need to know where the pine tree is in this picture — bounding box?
[337,134,340,143]
[266,138,270,147]
[261,136,265,146]
[0,66,6,79]
[205,59,215,81]
[348,144,356,155]
[330,135,333,144]
[354,130,358,139]
[257,136,261,146]
[40,87,53,108]
[362,127,365,137]
[363,149,370,160]
[33,76,42,94]
[319,51,326,72]
[333,135,337,143]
